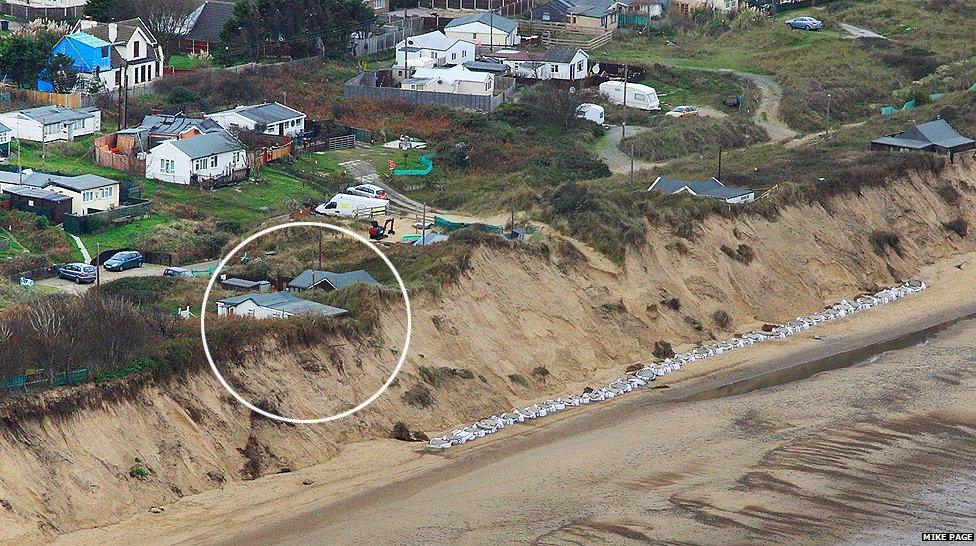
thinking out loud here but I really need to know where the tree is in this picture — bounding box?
[217,0,374,64]
[83,0,135,22]
[520,83,585,129]
[126,0,196,40]
[41,53,80,93]
[0,35,55,88]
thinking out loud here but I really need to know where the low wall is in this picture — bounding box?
[344,73,516,112]
[64,199,152,236]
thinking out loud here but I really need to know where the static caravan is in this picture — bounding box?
[598,81,660,111]
[576,103,605,124]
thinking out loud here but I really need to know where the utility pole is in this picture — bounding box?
[121,60,130,130]
[95,242,100,286]
[825,92,832,141]
[622,63,629,138]
[717,145,722,181]
[318,230,322,270]
[630,142,635,186]
[421,203,427,245]
[15,137,22,183]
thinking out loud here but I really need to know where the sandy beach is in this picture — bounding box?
[54,249,976,545]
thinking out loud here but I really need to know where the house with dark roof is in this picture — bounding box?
[206,102,307,138]
[870,119,976,161]
[216,291,348,320]
[41,18,164,93]
[178,1,237,55]
[145,130,247,185]
[0,106,101,143]
[287,269,381,292]
[445,13,520,47]
[648,177,755,204]
[219,277,272,291]
[531,0,629,30]
[0,169,120,216]
[3,185,73,224]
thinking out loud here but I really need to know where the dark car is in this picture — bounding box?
[163,267,193,278]
[58,263,97,284]
[103,251,144,272]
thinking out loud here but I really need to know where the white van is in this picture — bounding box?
[576,103,605,124]
[314,193,388,218]
[598,81,661,111]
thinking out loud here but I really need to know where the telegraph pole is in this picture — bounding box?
[717,145,722,181]
[622,63,629,138]
[825,92,832,141]
[95,242,100,285]
[630,142,635,186]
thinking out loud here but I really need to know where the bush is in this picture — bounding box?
[937,184,962,206]
[869,230,903,257]
[712,309,732,330]
[652,340,675,359]
[391,422,413,441]
[721,243,755,264]
[531,366,551,380]
[661,297,682,311]
[508,373,530,388]
[621,116,768,162]
[944,218,968,237]
[403,384,435,408]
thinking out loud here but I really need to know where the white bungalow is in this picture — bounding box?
[444,12,520,48]
[395,31,475,68]
[216,291,348,319]
[145,131,246,185]
[205,102,306,137]
[0,106,101,143]
[401,65,494,96]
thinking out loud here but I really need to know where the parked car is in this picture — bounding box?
[163,267,193,278]
[345,184,388,200]
[57,263,97,284]
[665,106,699,118]
[786,17,823,30]
[103,251,144,272]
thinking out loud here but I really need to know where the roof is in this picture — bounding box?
[0,122,8,133]
[3,185,72,201]
[21,172,118,192]
[183,1,237,43]
[411,65,492,84]
[533,0,627,18]
[543,46,585,63]
[2,106,96,125]
[76,18,156,46]
[138,114,221,136]
[649,177,754,200]
[445,12,519,33]
[66,31,111,49]
[210,102,305,125]
[288,269,380,290]
[220,278,270,289]
[871,119,975,150]
[401,31,462,52]
[463,61,510,74]
[217,291,348,317]
[166,131,243,159]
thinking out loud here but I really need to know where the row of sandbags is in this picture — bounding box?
[425,280,926,452]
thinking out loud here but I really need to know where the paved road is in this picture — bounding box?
[594,125,661,175]
[339,159,429,214]
[840,23,887,40]
[38,264,170,295]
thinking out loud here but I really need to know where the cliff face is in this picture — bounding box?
[2,160,975,543]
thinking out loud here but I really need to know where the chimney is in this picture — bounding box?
[108,23,118,42]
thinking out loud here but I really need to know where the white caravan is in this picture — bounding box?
[576,103,605,124]
[598,81,661,111]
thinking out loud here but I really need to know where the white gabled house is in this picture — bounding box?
[486,46,589,81]
[205,102,306,138]
[0,106,101,143]
[401,65,494,96]
[145,131,247,185]
[66,18,165,92]
[395,31,475,68]
[648,177,756,204]
[444,12,520,47]
[216,291,348,319]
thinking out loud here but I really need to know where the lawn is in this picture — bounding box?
[13,138,132,180]
[0,230,26,259]
[79,214,174,251]
[167,54,215,70]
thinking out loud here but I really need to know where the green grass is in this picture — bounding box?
[80,214,174,251]
[62,230,85,262]
[0,230,25,259]
[13,139,130,180]
[167,54,215,69]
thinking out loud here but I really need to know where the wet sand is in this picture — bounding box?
[57,252,976,545]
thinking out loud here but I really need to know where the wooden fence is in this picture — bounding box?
[63,198,153,236]
[422,0,535,16]
[0,86,90,108]
[190,168,251,190]
[92,145,146,177]
[518,21,616,50]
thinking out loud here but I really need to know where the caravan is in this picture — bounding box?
[598,81,661,111]
[314,193,388,218]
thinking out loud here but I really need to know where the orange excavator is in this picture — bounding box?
[368,219,395,240]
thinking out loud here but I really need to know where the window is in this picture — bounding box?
[101,46,109,59]
[551,64,558,72]
[115,70,121,86]
[542,12,551,20]
[82,191,93,202]
[452,53,456,60]
[27,200,34,207]
[160,158,174,174]
[210,155,218,168]
[462,50,467,57]
[98,186,114,199]
[472,33,477,40]
[133,41,141,58]
[634,92,646,101]
[373,0,384,7]
[577,60,583,71]
[193,158,206,171]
